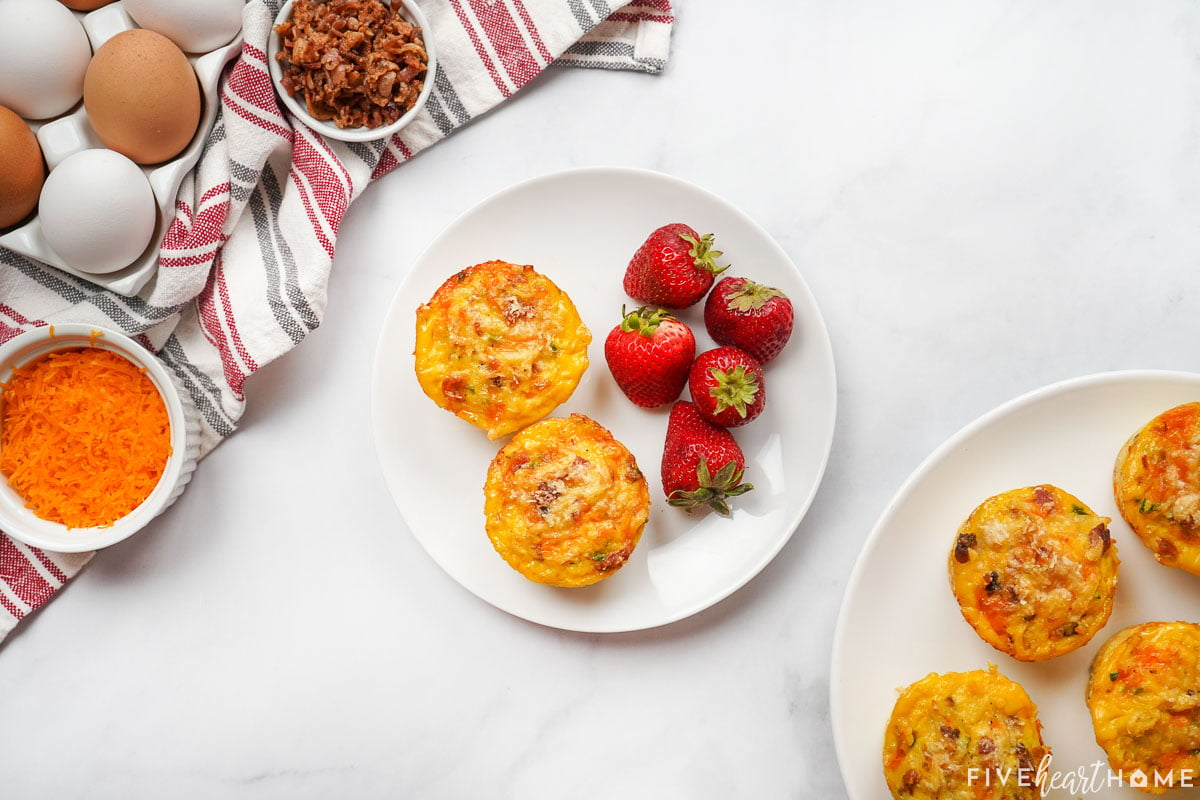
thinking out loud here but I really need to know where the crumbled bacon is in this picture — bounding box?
[502,295,535,324]
[954,532,976,564]
[441,375,467,401]
[1157,536,1180,561]
[594,544,634,573]
[275,0,429,130]
[532,480,564,516]
[1088,523,1111,557]
[1033,486,1055,508]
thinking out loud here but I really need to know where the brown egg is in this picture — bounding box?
[59,0,117,9]
[0,105,45,228]
[84,29,200,165]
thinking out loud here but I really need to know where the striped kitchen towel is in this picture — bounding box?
[0,0,674,642]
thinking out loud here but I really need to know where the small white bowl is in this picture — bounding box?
[267,0,436,143]
[0,324,200,553]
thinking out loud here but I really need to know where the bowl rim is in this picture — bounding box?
[0,323,195,553]
[267,0,438,143]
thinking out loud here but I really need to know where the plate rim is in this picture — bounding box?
[828,367,1200,794]
[369,164,839,633]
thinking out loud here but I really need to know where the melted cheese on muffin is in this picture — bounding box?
[883,667,1048,799]
[1114,402,1200,575]
[1087,621,1200,794]
[484,414,649,588]
[414,260,591,439]
[949,485,1119,661]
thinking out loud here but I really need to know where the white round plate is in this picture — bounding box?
[831,370,1200,798]
[371,167,837,633]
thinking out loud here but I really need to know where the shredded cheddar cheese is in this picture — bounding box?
[0,347,171,529]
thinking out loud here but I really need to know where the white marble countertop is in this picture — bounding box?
[3,2,1199,797]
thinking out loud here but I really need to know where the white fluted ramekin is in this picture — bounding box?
[0,324,200,553]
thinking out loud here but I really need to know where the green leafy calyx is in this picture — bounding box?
[726,279,784,313]
[707,365,759,417]
[619,305,674,337]
[679,232,729,277]
[667,457,753,517]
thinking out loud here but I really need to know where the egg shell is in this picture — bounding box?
[59,0,116,9]
[121,0,243,53]
[38,148,157,274]
[0,0,92,119]
[84,28,200,165]
[0,106,44,228]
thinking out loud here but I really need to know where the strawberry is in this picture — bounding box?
[661,401,753,516]
[703,276,794,364]
[604,306,696,408]
[623,223,727,309]
[688,347,765,428]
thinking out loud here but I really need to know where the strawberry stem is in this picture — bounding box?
[707,365,759,418]
[726,280,784,313]
[620,305,673,337]
[679,232,729,277]
[667,457,753,516]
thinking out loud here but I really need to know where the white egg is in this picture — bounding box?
[122,0,244,53]
[0,0,92,119]
[39,149,157,274]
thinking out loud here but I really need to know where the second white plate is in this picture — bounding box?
[370,167,837,633]
[832,370,1200,798]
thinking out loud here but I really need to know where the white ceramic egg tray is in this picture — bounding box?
[0,3,242,296]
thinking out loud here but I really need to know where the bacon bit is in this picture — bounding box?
[0,348,171,529]
[531,479,562,515]
[441,375,467,401]
[1157,537,1180,561]
[502,295,535,324]
[954,532,976,563]
[1030,486,1056,516]
[594,543,634,573]
[1088,524,1112,557]
[984,571,1001,595]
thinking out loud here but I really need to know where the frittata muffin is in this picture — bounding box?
[949,485,1118,661]
[883,667,1048,799]
[1087,621,1200,794]
[484,414,649,588]
[414,260,591,439]
[1114,402,1200,576]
